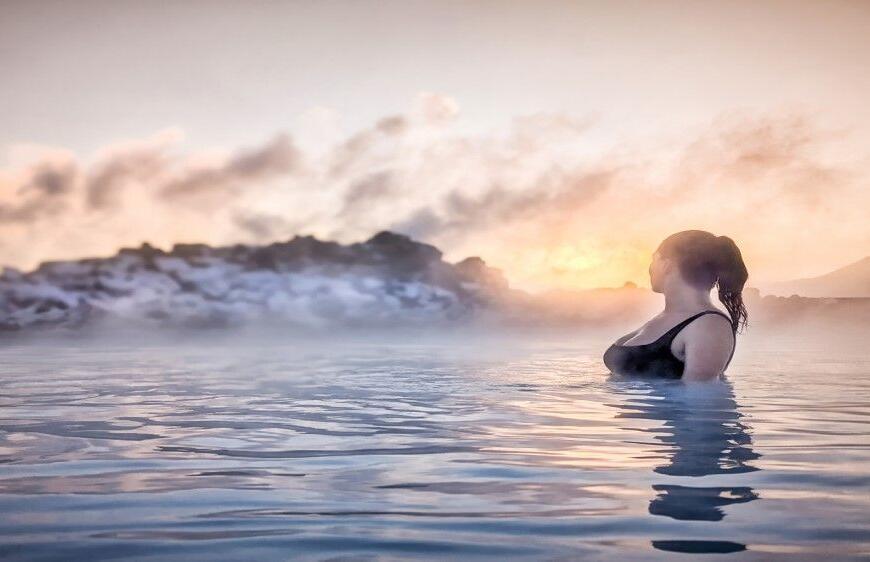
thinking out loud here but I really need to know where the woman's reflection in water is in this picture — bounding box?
[612,377,761,554]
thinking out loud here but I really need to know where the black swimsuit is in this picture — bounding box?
[603,310,736,379]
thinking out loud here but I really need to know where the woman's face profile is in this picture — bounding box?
[649,249,669,293]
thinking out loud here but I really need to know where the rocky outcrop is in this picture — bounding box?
[0,231,511,332]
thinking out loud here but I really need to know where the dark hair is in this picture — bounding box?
[657,230,749,333]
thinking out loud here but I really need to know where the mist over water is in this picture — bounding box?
[1,329,868,560]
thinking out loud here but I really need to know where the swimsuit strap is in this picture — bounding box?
[659,310,733,346]
[664,309,737,369]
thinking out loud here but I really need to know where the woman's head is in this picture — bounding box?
[649,230,749,333]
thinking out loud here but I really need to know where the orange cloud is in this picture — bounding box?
[0,95,866,292]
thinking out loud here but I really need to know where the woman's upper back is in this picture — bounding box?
[603,310,736,379]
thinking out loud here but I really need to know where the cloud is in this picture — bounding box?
[160,133,301,200]
[338,169,396,216]
[233,211,304,241]
[85,128,182,209]
[326,115,409,179]
[0,152,78,222]
[670,114,849,208]
[412,91,460,125]
[0,99,865,291]
[393,168,618,239]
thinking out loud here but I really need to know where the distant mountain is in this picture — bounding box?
[0,231,514,332]
[764,256,870,298]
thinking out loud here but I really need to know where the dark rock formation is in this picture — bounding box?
[0,230,512,332]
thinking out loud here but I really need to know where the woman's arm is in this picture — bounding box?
[681,315,735,382]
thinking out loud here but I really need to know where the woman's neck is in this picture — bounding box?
[663,284,714,314]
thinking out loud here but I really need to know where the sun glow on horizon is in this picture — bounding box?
[466,237,655,293]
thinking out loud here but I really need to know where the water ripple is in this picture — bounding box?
[0,337,868,560]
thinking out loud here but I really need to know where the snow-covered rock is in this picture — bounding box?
[0,231,511,332]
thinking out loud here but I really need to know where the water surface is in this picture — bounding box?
[1,333,868,560]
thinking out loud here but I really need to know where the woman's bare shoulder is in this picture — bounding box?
[688,312,734,337]
[679,314,735,375]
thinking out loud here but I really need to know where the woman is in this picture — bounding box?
[603,230,749,382]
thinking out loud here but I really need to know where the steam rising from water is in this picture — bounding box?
[2,97,867,290]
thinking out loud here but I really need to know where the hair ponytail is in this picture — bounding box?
[658,230,750,334]
[715,235,749,334]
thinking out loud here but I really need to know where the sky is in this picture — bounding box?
[1,0,869,291]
